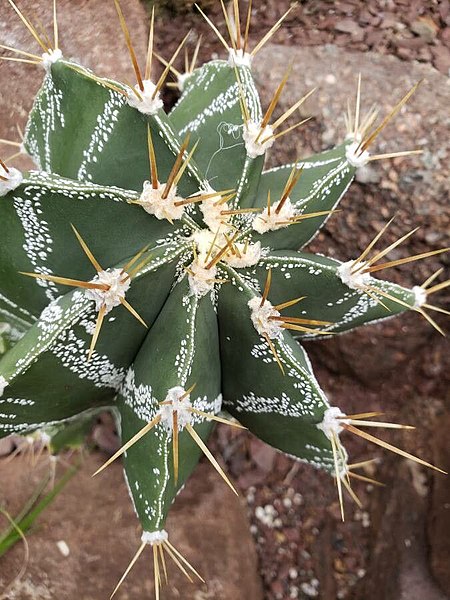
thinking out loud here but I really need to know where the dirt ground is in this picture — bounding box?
[0,1,449,599]
[155,0,450,74]
[0,455,264,600]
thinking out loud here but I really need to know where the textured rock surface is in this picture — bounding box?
[364,455,447,600]
[427,409,450,595]
[155,0,214,13]
[146,1,450,75]
[0,454,263,599]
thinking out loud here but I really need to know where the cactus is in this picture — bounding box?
[0,0,448,596]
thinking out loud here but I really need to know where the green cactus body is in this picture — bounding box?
[0,1,447,595]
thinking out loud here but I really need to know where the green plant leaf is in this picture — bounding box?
[218,268,335,472]
[244,250,416,336]
[170,61,263,195]
[0,243,183,439]
[117,277,221,532]
[24,60,202,194]
[252,144,355,249]
[0,172,187,318]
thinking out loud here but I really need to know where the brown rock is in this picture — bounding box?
[439,1,450,22]
[363,455,447,600]
[379,14,400,30]
[428,409,450,593]
[411,17,440,43]
[440,27,450,44]
[0,454,263,599]
[393,35,428,49]
[91,412,121,455]
[334,19,364,38]
[156,0,214,13]
[0,0,150,152]
[365,29,386,48]
[431,45,450,74]
[250,439,277,473]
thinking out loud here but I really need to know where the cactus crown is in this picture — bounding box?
[0,0,448,596]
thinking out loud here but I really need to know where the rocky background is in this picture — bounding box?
[0,1,449,599]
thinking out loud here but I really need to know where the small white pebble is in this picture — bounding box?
[255,506,264,518]
[56,540,70,557]
[357,568,366,579]
[273,518,283,528]
[293,493,303,506]
[254,504,279,528]
[300,581,319,597]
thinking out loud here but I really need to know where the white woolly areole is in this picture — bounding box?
[345,141,370,168]
[141,530,169,546]
[139,180,184,221]
[248,296,283,339]
[177,72,190,92]
[85,269,130,313]
[127,79,164,115]
[0,165,23,197]
[159,387,193,432]
[192,227,230,263]
[188,259,218,297]
[41,48,62,70]
[228,48,253,68]
[243,120,275,159]
[412,285,427,308]
[337,260,371,291]
[224,241,261,268]
[192,229,217,261]
[200,198,228,232]
[317,407,350,440]
[0,376,8,397]
[252,198,297,234]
